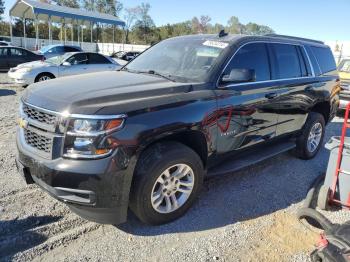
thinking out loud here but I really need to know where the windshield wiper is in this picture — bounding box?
[144,70,176,82]
[122,68,176,82]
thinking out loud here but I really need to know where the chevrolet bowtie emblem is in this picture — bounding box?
[18,118,29,129]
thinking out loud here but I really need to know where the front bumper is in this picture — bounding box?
[8,70,34,85]
[16,127,135,224]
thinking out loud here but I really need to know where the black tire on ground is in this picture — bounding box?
[295,112,325,160]
[34,73,55,82]
[129,141,204,225]
[317,185,330,211]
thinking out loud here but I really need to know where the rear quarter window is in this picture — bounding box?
[310,46,336,74]
[88,53,111,64]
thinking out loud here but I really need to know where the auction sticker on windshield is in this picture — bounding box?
[203,40,229,49]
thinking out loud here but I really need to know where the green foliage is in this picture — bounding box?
[0,0,4,21]
[52,0,79,8]
[0,1,275,44]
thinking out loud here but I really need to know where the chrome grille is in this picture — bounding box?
[24,129,52,153]
[23,104,57,126]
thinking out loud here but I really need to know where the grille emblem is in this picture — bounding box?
[18,117,29,129]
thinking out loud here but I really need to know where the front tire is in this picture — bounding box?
[129,142,204,225]
[295,112,325,160]
[35,73,54,82]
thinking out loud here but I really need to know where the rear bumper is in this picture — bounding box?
[16,130,136,224]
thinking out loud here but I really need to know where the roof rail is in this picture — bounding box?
[265,34,324,44]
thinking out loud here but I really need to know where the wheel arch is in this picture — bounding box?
[34,72,56,82]
[310,101,331,124]
[137,129,209,169]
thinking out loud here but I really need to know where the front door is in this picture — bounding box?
[215,42,280,154]
[59,53,89,77]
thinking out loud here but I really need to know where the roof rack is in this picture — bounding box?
[265,34,324,44]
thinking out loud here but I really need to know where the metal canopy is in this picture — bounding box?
[10,0,125,26]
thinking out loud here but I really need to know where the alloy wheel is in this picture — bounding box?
[151,164,194,214]
[307,122,323,153]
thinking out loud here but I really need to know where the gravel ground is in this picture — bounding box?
[1,72,350,262]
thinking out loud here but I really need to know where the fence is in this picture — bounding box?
[9,36,149,55]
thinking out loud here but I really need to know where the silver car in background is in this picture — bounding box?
[8,52,121,86]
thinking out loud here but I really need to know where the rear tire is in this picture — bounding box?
[129,142,204,225]
[295,112,325,160]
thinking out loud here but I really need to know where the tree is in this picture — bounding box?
[123,7,140,43]
[199,15,211,33]
[0,0,4,21]
[133,3,155,43]
[244,22,274,35]
[53,0,79,8]
[226,16,243,34]
[83,0,123,16]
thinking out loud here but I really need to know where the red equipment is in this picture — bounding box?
[329,102,350,208]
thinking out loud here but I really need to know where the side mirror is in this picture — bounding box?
[62,61,71,66]
[221,68,255,84]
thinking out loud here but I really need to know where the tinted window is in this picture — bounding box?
[305,46,321,76]
[311,46,336,74]
[48,46,64,53]
[10,48,26,56]
[0,42,8,46]
[66,53,88,65]
[64,46,80,52]
[300,46,313,76]
[0,48,8,56]
[88,53,111,64]
[271,43,302,79]
[224,43,270,82]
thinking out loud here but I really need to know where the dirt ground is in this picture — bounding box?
[1,75,350,262]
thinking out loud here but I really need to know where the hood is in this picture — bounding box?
[15,60,50,69]
[22,71,195,114]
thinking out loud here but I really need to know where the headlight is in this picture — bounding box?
[63,117,125,159]
[16,67,32,73]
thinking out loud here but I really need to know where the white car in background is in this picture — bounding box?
[8,52,121,86]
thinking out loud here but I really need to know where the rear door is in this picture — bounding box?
[8,48,28,67]
[0,48,9,70]
[215,42,279,153]
[59,53,88,77]
[86,53,114,73]
[268,43,319,136]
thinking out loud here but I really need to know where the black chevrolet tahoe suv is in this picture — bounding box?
[16,33,340,225]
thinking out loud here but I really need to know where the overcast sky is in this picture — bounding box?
[4,0,348,41]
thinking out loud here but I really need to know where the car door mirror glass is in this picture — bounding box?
[62,61,71,66]
[221,68,255,84]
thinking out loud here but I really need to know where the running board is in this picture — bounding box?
[207,141,296,177]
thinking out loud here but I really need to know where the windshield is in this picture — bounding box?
[339,60,350,72]
[46,53,72,65]
[39,46,53,53]
[124,38,229,82]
